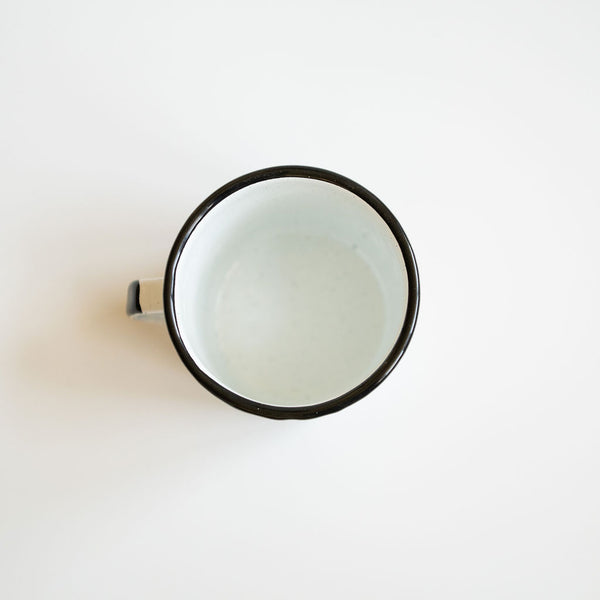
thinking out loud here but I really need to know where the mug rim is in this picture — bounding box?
[163,165,420,419]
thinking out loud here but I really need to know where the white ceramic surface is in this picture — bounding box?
[174,177,409,406]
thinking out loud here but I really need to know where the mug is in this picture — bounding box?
[127,166,419,419]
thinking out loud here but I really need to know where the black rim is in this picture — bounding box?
[164,166,420,420]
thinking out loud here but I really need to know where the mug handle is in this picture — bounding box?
[126,278,164,321]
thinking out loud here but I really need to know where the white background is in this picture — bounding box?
[1,1,599,598]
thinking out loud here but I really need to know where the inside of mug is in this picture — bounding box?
[173,177,409,408]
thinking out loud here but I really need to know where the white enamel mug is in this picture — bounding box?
[127,166,419,419]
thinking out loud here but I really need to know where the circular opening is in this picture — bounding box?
[167,170,414,412]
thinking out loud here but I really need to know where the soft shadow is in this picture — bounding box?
[16,277,231,421]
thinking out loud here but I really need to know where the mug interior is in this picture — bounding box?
[173,176,409,408]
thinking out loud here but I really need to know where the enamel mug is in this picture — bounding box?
[127,166,419,419]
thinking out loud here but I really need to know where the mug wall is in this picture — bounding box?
[173,177,409,407]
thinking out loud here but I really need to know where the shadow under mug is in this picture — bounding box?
[127,166,419,419]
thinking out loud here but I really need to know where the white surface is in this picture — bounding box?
[175,177,408,406]
[1,0,599,598]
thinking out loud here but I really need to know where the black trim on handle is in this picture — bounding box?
[163,165,420,420]
[126,280,142,316]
